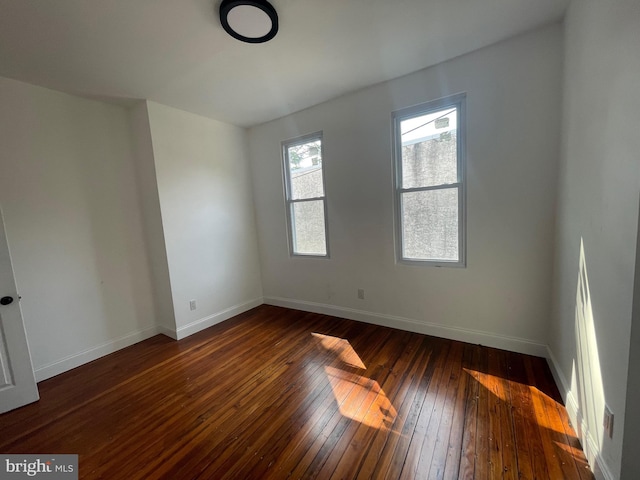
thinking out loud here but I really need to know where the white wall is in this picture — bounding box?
[548,1,640,479]
[0,81,263,379]
[0,77,159,380]
[128,102,177,335]
[248,24,563,355]
[624,208,640,479]
[145,102,263,338]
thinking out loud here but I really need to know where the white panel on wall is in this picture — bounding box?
[145,102,263,334]
[129,102,177,336]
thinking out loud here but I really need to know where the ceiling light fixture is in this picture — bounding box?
[219,0,278,44]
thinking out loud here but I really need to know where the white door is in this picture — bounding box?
[0,208,39,413]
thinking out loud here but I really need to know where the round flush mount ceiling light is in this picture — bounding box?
[220,0,278,43]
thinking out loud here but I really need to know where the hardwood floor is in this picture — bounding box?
[0,305,593,479]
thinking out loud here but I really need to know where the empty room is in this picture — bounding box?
[0,0,639,479]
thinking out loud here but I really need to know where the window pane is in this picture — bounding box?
[292,200,327,255]
[402,188,458,261]
[288,140,324,200]
[400,108,457,189]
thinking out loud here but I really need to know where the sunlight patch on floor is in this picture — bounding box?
[311,332,398,431]
[464,368,564,434]
[324,365,397,430]
[311,332,366,369]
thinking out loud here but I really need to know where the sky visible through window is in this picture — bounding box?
[401,109,457,145]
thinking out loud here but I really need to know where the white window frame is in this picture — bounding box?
[392,93,467,267]
[282,132,330,258]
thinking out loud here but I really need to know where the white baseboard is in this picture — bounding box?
[157,324,178,340]
[33,298,263,381]
[264,296,547,357]
[546,345,571,403]
[34,325,162,382]
[546,347,615,480]
[175,297,263,340]
[581,410,615,480]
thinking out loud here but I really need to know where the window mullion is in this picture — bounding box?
[289,196,326,204]
[400,183,461,194]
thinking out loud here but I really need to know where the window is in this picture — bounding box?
[393,94,466,266]
[282,132,329,257]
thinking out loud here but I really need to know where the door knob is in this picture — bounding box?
[0,296,13,306]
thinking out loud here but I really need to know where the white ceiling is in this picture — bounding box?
[0,0,569,127]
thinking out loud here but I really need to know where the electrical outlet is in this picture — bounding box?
[189,299,197,311]
[357,288,365,300]
[604,405,614,438]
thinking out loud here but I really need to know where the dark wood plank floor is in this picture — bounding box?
[0,305,593,479]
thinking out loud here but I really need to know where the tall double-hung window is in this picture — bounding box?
[393,94,466,266]
[282,132,329,257]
